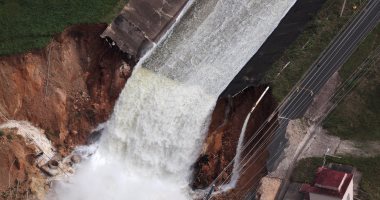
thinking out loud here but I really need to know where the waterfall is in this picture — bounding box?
[228,86,270,189]
[53,1,296,199]
[229,112,252,187]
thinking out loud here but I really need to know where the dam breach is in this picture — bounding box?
[53,0,297,199]
[101,0,188,59]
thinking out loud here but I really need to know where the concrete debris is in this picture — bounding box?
[0,120,55,166]
[101,0,188,58]
[40,164,59,177]
[71,155,81,164]
[119,63,131,78]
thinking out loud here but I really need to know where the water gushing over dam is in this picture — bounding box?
[54,0,296,199]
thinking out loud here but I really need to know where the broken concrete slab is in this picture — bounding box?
[101,0,188,58]
[40,164,59,177]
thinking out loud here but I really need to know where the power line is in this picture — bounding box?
[242,52,376,200]
[204,0,378,196]
[240,47,380,200]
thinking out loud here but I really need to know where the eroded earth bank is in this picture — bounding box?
[0,24,133,199]
[0,0,327,199]
[0,23,278,199]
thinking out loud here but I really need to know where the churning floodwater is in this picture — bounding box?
[53,0,296,199]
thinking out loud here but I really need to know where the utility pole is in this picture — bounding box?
[275,62,291,78]
[322,148,330,166]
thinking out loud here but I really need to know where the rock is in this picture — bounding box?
[119,64,131,78]
[40,164,59,176]
[51,154,62,161]
[71,155,81,164]
[34,151,44,158]
[48,160,59,169]
[65,137,73,146]
[30,177,48,200]
[201,165,210,175]
[87,129,103,145]
[71,130,78,135]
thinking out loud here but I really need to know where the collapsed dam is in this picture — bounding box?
[52,0,297,199]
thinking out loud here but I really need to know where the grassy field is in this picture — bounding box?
[0,0,127,56]
[322,24,380,141]
[292,156,380,200]
[262,0,365,102]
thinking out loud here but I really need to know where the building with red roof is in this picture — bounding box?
[300,167,354,200]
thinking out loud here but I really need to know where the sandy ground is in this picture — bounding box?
[268,119,307,178]
[256,177,282,200]
[300,131,380,158]
[299,128,340,159]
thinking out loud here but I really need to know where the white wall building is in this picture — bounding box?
[300,167,354,200]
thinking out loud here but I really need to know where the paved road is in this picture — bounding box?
[280,0,380,120]
[263,0,380,199]
[268,0,380,171]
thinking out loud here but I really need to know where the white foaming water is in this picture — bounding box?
[229,112,252,187]
[53,0,295,199]
[227,86,270,189]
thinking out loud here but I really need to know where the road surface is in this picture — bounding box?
[264,0,380,199]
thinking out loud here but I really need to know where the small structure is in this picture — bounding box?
[300,167,354,200]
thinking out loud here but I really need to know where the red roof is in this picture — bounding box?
[314,167,347,191]
[299,167,353,198]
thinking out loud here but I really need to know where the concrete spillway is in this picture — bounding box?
[53,0,296,199]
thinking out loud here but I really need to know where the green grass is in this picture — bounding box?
[322,24,380,141]
[291,157,323,184]
[292,156,380,200]
[323,66,380,141]
[0,0,127,56]
[262,0,364,102]
[261,0,380,141]
[337,25,380,80]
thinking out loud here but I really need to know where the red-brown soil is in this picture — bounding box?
[0,129,43,200]
[0,24,132,198]
[192,86,277,199]
[0,24,132,150]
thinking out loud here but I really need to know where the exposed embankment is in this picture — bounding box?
[193,0,328,198]
[0,0,329,199]
[0,128,43,200]
[192,86,277,199]
[0,24,133,197]
[0,24,132,148]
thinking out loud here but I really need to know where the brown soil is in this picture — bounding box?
[191,86,277,199]
[0,24,132,197]
[0,24,132,151]
[0,129,43,200]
